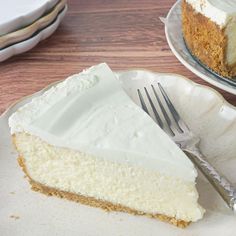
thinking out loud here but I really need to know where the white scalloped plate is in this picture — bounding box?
[165,0,236,95]
[0,5,67,62]
[1,70,236,235]
[0,0,59,36]
[0,0,66,49]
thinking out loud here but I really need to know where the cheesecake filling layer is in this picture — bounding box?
[225,19,236,66]
[14,132,204,222]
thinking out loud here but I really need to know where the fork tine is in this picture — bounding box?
[144,87,163,128]
[137,89,150,115]
[158,83,189,132]
[151,85,171,127]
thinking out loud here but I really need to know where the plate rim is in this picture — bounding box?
[2,69,235,119]
[165,0,236,95]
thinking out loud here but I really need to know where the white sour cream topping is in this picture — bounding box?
[186,0,236,27]
[9,63,197,182]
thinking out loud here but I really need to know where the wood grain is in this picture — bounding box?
[0,0,235,114]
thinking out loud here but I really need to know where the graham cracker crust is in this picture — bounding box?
[182,0,236,78]
[17,155,189,228]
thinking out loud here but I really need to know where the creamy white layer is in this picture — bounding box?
[9,63,197,182]
[186,0,236,27]
[14,132,204,222]
[186,0,236,66]
[225,20,236,66]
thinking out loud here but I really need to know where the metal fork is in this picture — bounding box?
[137,83,236,211]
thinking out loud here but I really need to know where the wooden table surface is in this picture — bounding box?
[0,0,235,114]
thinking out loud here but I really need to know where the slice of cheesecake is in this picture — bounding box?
[182,0,236,78]
[9,63,204,227]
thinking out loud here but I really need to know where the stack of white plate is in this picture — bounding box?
[0,0,67,62]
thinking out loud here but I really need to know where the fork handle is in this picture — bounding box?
[184,149,236,211]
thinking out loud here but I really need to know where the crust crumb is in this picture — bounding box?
[10,215,20,220]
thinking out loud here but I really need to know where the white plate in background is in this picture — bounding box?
[165,0,236,95]
[0,5,67,62]
[1,70,236,235]
[0,0,66,49]
[0,0,59,36]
